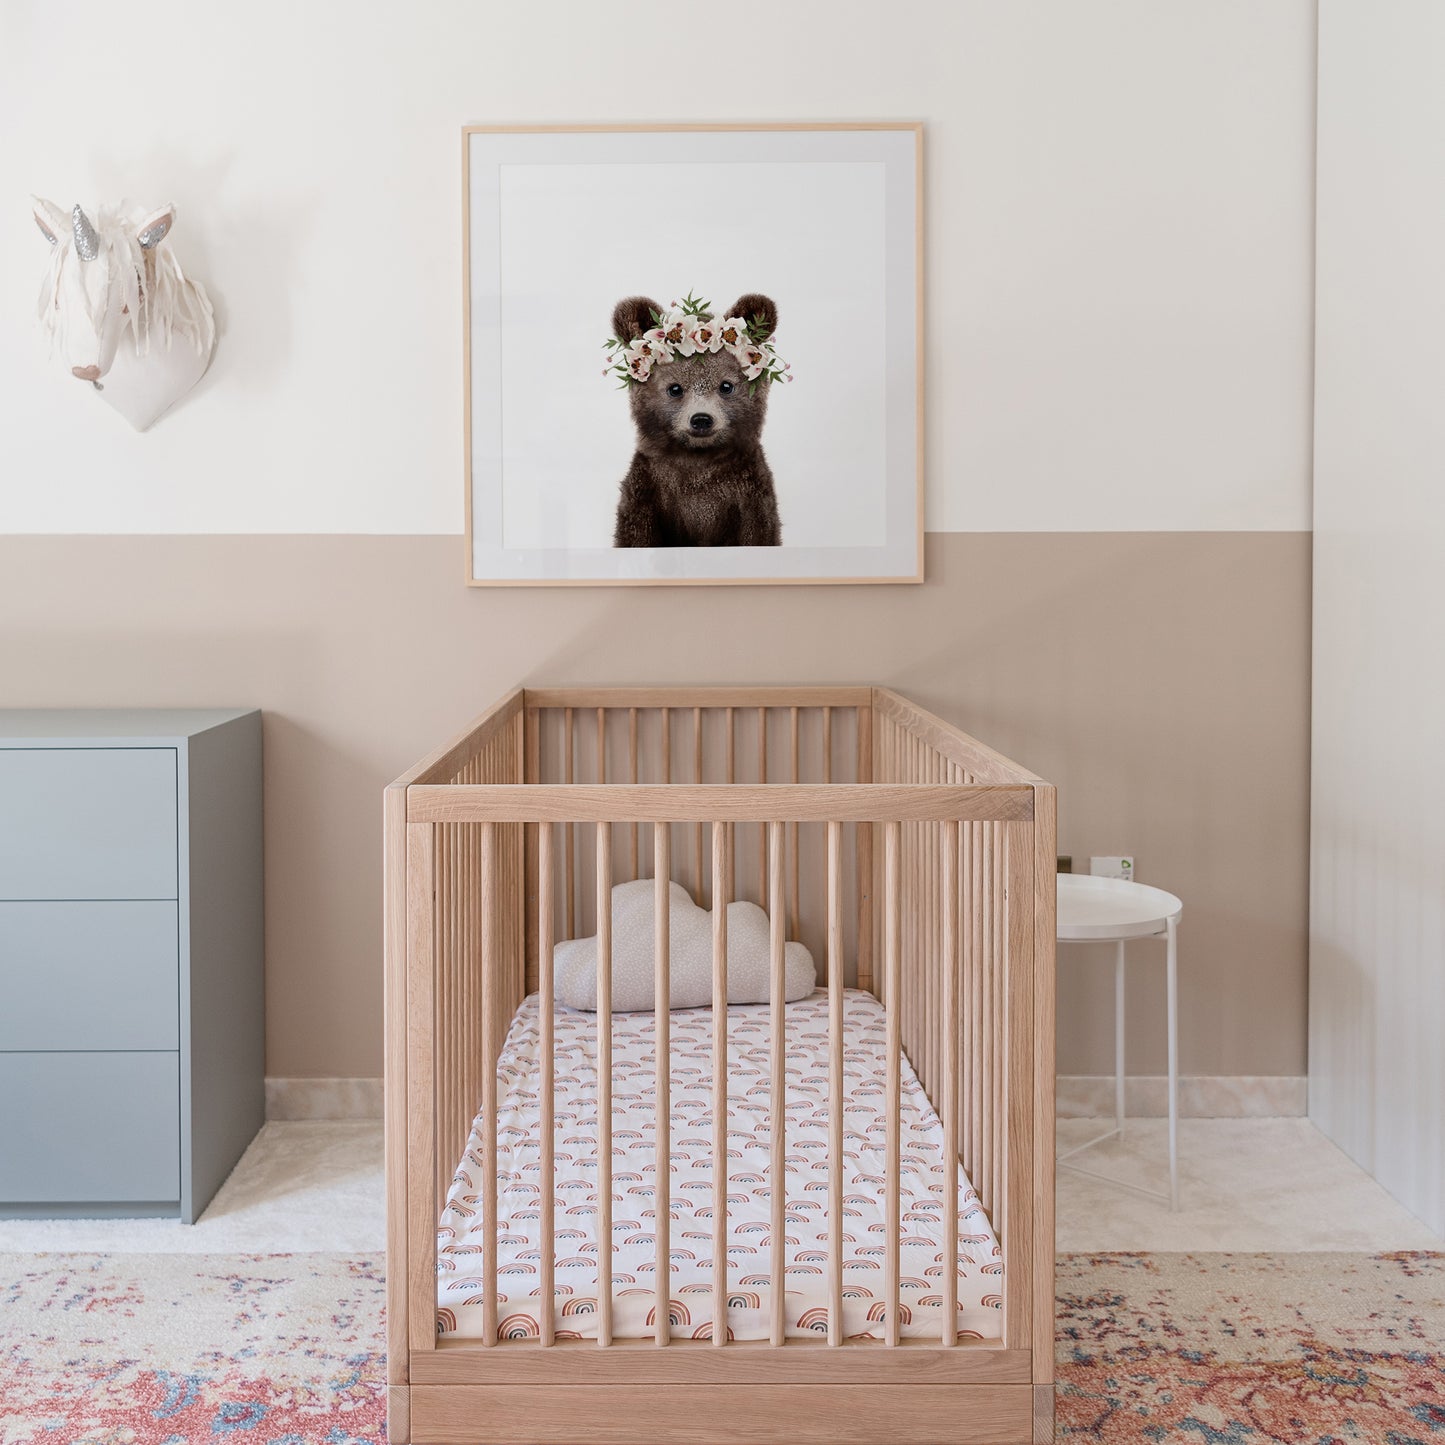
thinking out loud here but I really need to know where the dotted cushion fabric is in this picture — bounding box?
[554,878,816,1012]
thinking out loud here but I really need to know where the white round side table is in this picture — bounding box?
[1056,874,1183,1210]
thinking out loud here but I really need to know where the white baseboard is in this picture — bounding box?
[265,1077,383,1121]
[1057,1074,1306,1119]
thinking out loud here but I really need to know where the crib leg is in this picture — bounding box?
[388,1384,411,1444]
[1033,1382,1055,1442]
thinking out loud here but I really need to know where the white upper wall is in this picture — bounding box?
[0,0,1315,535]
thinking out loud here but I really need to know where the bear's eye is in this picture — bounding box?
[718,380,735,396]
[667,382,684,399]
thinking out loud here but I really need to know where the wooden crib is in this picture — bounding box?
[384,686,1056,1444]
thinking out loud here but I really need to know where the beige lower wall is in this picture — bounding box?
[0,531,1309,1081]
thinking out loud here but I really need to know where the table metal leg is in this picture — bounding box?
[1115,940,1126,1139]
[1166,915,1179,1211]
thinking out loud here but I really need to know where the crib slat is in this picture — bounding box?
[757,708,768,909]
[826,820,844,1348]
[971,820,982,1213]
[726,709,736,902]
[711,822,730,1347]
[694,707,704,906]
[856,703,874,996]
[480,822,499,1347]
[982,820,994,1213]
[941,818,960,1347]
[596,821,613,1348]
[629,708,639,879]
[884,819,902,1347]
[789,707,800,944]
[768,820,786,1348]
[539,822,556,1347]
[653,823,671,1348]
[565,708,575,940]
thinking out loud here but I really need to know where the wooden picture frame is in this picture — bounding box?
[462,123,925,587]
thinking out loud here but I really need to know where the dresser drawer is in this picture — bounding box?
[0,1051,179,1203]
[0,749,177,900]
[0,901,178,1051]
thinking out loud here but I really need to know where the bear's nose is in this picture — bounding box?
[71,364,101,382]
[689,413,714,433]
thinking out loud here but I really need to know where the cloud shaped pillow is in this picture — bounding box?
[554,878,816,1012]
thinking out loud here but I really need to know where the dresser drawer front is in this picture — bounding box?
[0,902,179,1051]
[0,749,178,901]
[0,1051,179,1203]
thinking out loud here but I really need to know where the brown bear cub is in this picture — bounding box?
[611,294,783,548]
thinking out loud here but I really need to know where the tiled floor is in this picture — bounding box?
[1056,1116,1443,1251]
[0,1114,1438,1256]
[0,1121,384,1254]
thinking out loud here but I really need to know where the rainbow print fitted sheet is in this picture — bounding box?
[436,988,1003,1342]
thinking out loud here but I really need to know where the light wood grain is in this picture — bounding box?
[383,785,410,1384]
[400,690,524,788]
[408,783,1035,825]
[653,823,671,1348]
[712,821,729,1346]
[1034,1382,1056,1443]
[941,817,960,1347]
[1002,823,1035,1353]
[388,1383,410,1445]
[410,1382,1032,1443]
[479,821,499,1346]
[871,688,1043,785]
[413,1339,1031,1384]
[883,821,902,1348]
[405,822,437,1356]
[538,822,555,1348]
[523,686,872,711]
[856,701,874,994]
[768,820,786,1348]
[596,820,613,1348]
[826,819,844,1348]
[1031,784,1058,1385]
[390,686,1057,1408]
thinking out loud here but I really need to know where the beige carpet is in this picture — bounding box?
[0,1252,385,1444]
[1056,1250,1445,1441]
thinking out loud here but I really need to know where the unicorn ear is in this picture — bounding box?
[32,197,67,245]
[135,204,175,250]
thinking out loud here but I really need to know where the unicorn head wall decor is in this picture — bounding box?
[32,197,216,431]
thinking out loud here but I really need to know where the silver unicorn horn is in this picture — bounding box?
[71,205,99,261]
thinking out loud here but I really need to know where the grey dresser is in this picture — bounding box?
[0,709,264,1223]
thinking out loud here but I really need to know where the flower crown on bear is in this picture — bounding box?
[604,290,792,391]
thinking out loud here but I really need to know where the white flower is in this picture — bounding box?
[623,340,656,382]
[689,316,724,353]
[737,344,769,381]
[716,316,749,350]
[639,328,672,363]
[656,309,698,355]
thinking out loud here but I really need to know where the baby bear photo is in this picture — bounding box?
[464,124,921,584]
[606,293,787,548]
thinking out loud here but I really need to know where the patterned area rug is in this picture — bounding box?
[0,1253,385,1444]
[3,1250,1442,1443]
[1057,1251,1445,1443]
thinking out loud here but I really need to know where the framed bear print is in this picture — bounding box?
[463,123,923,586]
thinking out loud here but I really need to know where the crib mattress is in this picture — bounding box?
[437,988,1002,1343]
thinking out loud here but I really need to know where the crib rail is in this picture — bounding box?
[385,686,1054,1415]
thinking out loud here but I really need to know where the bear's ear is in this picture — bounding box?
[725,293,778,340]
[612,296,662,341]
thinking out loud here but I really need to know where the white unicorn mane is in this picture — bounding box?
[37,200,215,358]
